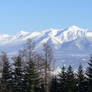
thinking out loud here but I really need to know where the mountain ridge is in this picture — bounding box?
[0,26,91,69]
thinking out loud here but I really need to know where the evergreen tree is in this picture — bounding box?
[50,76,59,92]
[1,52,12,92]
[58,66,67,92]
[13,56,24,92]
[66,65,76,92]
[25,59,42,92]
[77,64,86,92]
[86,56,92,92]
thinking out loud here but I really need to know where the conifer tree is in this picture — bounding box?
[66,65,76,92]
[77,64,86,92]
[58,66,67,92]
[50,76,59,92]
[86,56,92,92]
[1,52,12,92]
[25,59,42,92]
[13,56,24,92]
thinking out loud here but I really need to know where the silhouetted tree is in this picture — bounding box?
[86,56,92,92]
[66,65,76,92]
[58,66,67,92]
[50,76,59,92]
[77,64,87,92]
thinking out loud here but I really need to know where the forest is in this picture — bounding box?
[0,39,92,92]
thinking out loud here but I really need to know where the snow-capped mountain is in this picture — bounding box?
[0,26,92,69]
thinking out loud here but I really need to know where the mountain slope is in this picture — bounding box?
[0,26,91,69]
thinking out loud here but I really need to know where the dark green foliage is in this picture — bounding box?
[1,50,92,92]
[86,56,92,92]
[66,65,76,92]
[1,53,12,92]
[25,59,42,92]
[77,64,87,92]
[58,66,67,92]
[13,56,24,92]
[50,76,59,92]
[77,64,85,83]
[2,57,11,82]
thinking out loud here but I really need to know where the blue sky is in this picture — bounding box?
[0,0,92,34]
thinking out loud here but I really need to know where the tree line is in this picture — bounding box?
[0,39,92,92]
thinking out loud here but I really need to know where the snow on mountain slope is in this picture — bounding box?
[0,26,91,69]
[87,32,92,37]
[0,26,87,47]
[86,32,92,42]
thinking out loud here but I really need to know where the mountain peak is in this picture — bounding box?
[19,30,29,35]
[68,26,81,31]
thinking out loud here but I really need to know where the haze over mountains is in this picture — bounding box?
[0,26,92,69]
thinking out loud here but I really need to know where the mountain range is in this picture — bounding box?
[0,26,92,70]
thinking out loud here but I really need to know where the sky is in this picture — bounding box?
[0,0,92,34]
